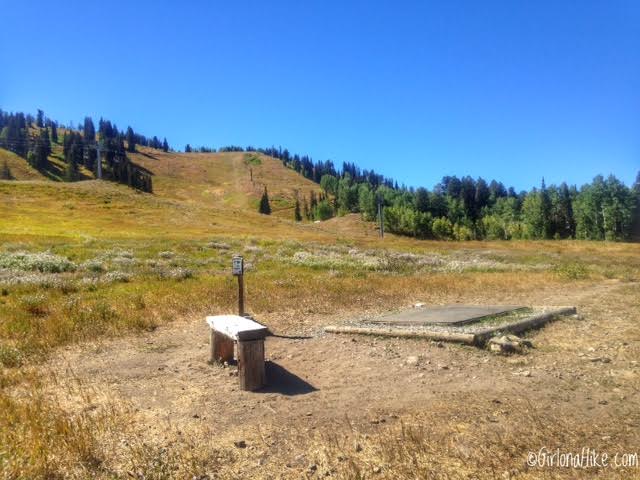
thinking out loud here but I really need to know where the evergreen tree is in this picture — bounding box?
[294,198,302,221]
[126,126,136,152]
[83,117,96,142]
[64,154,79,181]
[36,109,44,128]
[32,129,51,169]
[552,183,575,238]
[415,187,429,213]
[601,175,635,240]
[50,122,58,143]
[303,197,310,220]
[259,187,271,215]
[162,138,169,152]
[474,177,491,217]
[540,178,552,238]
[185,144,192,153]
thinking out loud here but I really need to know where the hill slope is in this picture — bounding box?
[128,148,323,217]
[0,147,379,243]
[0,148,46,180]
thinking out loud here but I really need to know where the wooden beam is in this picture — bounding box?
[323,325,477,345]
[210,330,234,363]
[238,339,265,391]
[473,307,577,345]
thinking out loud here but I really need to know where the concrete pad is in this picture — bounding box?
[369,305,525,327]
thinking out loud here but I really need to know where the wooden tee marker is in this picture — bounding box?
[232,255,244,316]
[207,315,268,391]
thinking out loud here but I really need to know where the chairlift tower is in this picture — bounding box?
[377,193,384,238]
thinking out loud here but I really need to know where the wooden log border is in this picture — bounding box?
[324,307,577,347]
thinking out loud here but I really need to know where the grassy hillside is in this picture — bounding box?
[1,145,640,479]
[128,148,323,219]
[0,145,327,236]
[0,148,45,181]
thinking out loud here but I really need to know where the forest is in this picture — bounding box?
[1,108,637,241]
[0,109,161,192]
[218,145,640,242]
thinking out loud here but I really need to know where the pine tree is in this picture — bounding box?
[84,117,96,142]
[185,144,192,153]
[294,198,302,221]
[303,197,310,219]
[554,182,575,238]
[539,178,552,238]
[126,126,136,152]
[162,138,169,152]
[415,187,429,213]
[259,187,271,215]
[64,155,79,181]
[36,109,44,128]
[50,122,58,143]
[33,129,51,169]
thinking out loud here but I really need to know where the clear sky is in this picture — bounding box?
[1,0,638,190]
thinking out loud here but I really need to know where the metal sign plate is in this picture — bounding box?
[232,256,244,276]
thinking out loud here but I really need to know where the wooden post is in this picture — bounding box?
[377,197,384,238]
[232,255,245,316]
[210,331,234,363]
[238,274,244,316]
[237,339,265,391]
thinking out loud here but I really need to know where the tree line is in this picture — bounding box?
[310,170,639,241]
[0,109,168,193]
[242,143,638,241]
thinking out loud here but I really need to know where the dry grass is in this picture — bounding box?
[1,147,639,478]
[0,149,44,181]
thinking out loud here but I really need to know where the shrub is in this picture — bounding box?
[81,259,104,273]
[20,294,48,316]
[481,215,507,240]
[432,217,453,240]
[111,256,136,268]
[103,271,131,283]
[0,251,76,273]
[0,271,67,289]
[315,200,334,221]
[206,241,231,250]
[155,267,193,281]
[453,223,474,241]
[0,345,24,368]
[554,263,589,280]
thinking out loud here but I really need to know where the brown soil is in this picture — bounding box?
[48,279,640,478]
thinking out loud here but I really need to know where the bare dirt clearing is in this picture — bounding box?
[47,279,640,478]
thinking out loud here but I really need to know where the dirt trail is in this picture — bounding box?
[48,280,639,449]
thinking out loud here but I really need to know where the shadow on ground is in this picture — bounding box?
[259,361,317,396]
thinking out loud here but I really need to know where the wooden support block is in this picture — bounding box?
[237,339,265,391]
[210,330,234,363]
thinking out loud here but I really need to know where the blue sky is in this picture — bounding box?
[1,1,638,190]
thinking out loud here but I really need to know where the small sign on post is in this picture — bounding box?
[232,255,244,276]
[232,255,244,316]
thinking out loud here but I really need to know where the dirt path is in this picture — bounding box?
[43,278,640,478]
